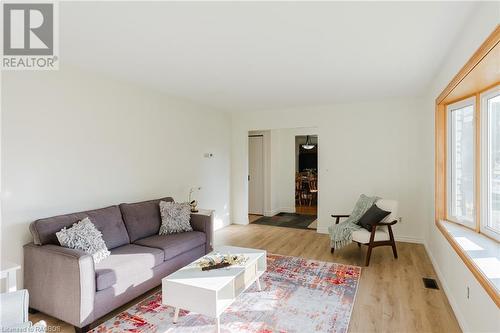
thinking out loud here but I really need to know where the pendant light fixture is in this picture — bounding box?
[301,135,315,150]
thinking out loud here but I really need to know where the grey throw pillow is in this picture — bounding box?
[56,217,110,263]
[159,201,193,234]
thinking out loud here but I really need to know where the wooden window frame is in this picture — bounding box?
[435,24,500,307]
[446,96,476,229]
[480,86,500,241]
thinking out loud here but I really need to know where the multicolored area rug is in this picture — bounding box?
[91,254,361,333]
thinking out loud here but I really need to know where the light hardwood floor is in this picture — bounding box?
[30,224,461,333]
[248,214,262,223]
[295,204,318,215]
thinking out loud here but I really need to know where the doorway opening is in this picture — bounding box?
[295,135,318,217]
[247,128,318,230]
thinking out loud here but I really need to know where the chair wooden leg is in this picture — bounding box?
[391,243,398,259]
[388,225,398,259]
[365,227,377,266]
[365,245,373,266]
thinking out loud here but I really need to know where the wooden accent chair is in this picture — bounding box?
[330,199,399,266]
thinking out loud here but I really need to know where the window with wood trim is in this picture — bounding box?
[447,97,476,228]
[445,88,500,241]
[435,25,500,307]
[480,85,500,240]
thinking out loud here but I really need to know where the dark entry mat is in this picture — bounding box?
[253,212,317,230]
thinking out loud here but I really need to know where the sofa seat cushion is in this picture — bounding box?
[134,231,206,261]
[94,244,164,291]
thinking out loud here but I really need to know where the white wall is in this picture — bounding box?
[231,98,425,242]
[421,2,500,332]
[1,66,231,288]
[269,130,280,214]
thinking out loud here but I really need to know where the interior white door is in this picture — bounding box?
[248,136,264,215]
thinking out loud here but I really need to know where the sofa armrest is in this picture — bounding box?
[190,210,214,253]
[23,243,96,327]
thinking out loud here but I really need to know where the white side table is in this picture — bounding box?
[192,209,215,249]
[1,261,21,292]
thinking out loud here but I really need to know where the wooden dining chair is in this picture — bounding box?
[295,176,304,206]
[299,176,313,206]
[308,176,318,206]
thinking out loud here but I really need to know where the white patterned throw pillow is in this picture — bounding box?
[56,217,110,263]
[159,201,193,234]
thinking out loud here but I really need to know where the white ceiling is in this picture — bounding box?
[61,1,477,112]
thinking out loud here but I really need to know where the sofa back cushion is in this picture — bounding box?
[30,205,130,250]
[119,197,174,242]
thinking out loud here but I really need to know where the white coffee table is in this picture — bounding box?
[162,246,267,333]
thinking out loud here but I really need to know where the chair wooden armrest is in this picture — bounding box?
[331,214,350,224]
[373,219,398,227]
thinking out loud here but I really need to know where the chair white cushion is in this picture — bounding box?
[352,227,390,244]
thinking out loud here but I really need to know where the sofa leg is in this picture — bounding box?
[356,242,361,248]
[330,247,334,254]
[28,307,39,314]
[75,325,90,333]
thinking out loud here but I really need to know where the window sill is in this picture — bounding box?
[436,220,500,307]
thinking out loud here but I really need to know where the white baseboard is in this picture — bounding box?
[317,226,329,234]
[280,207,296,213]
[264,209,280,217]
[231,217,249,225]
[423,242,468,333]
[395,236,424,244]
[316,226,424,244]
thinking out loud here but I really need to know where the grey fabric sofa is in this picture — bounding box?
[23,197,213,333]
